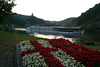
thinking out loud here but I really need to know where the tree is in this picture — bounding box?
[0,0,15,24]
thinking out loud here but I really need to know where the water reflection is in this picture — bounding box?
[29,32,77,43]
[14,28,77,43]
[14,28,26,31]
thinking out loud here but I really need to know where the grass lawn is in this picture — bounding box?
[83,45,100,50]
[0,31,46,67]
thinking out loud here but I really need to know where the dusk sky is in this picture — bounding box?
[12,0,100,21]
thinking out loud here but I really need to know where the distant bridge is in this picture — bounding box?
[26,26,84,35]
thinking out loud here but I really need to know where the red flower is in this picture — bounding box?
[20,39,100,67]
[20,51,28,57]
[47,38,100,67]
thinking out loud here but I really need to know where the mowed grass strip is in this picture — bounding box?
[84,45,100,50]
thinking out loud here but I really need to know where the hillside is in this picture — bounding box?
[68,3,100,30]
[44,17,75,26]
[6,14,46,27]
[67,3,100,43]
[6,14,75,27]
[57,17,75,25]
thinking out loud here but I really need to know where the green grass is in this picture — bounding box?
[0,31,47,67]
[77,43,100,50]
[75,29,100,50]
[83,45,100,50]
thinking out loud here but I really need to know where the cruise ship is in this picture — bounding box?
[26,26,84,35]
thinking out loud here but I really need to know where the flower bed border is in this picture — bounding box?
[14,44,23,67]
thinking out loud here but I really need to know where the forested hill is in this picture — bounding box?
[6,14,75,27]
[57,17,75,25]
[6,14,46,27]
[68,3,100,30]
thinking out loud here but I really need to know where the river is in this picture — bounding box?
[14,28,77,43]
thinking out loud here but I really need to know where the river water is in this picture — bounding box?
[29,33,77,42]
[14,28,26,31]
[14,28,77,42]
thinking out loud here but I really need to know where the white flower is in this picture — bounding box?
[37,40,53,48]
[22,52,48,67]
[51,49,85,67]
[20,40,85,67]
[19,40,35,53]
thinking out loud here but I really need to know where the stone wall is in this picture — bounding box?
[14,44,23,67]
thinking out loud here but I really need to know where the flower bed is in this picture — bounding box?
[19,38,100,67]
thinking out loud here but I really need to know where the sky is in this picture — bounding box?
[12,0,100,21]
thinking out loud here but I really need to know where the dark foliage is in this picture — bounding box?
[0,0,15,24]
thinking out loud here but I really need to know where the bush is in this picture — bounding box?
[0,25,15,32]
[85,41,95,46]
